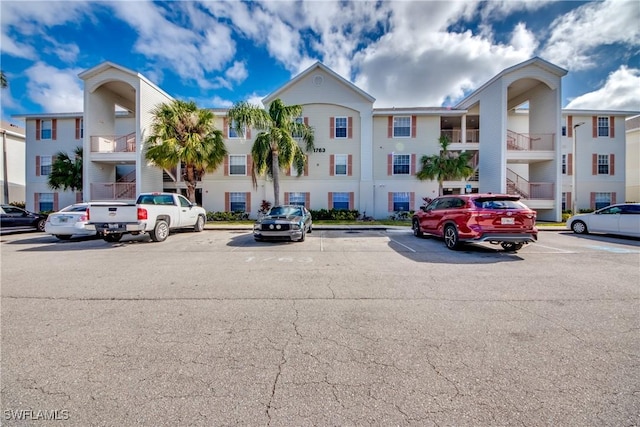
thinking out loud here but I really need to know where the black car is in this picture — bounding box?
[253,205,313,242]
[0,205,47,232]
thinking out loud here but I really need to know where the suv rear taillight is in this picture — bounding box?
[138,208,148,220]
[86,208,90,220]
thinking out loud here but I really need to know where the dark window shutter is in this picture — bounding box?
[411,116,417,138]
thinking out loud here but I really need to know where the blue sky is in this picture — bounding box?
[2,0,639,124]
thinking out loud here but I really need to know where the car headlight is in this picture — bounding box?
[291,223,300,230]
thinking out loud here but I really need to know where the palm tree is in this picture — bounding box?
[145,100,227,203]
[48,147,83,192]
[416,135,474,196]
[1,71,7,88]
[226,98,314,206]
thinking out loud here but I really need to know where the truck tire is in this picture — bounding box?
[193,215,205,232]
[103,233,122,243]
[150,220,169,242]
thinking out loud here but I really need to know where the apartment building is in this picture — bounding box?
[15,57,639,221]
[626,115,640,202]
[0,121,26,204]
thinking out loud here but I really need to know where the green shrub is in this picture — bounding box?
[9,201,26,208]
[309,208,359,221]
[206,211,249,221]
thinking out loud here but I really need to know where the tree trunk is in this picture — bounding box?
[185,165,197,203]
[272,150,280,206]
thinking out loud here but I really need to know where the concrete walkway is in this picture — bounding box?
[204,222,566,231]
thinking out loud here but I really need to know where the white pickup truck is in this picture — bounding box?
[86,192,207,242]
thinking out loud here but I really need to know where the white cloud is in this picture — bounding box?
[352,3,535,107]
[24,63,84,113]
[541,0,640,70]
[0,0,89,60]
[108,1,236,88]
[566,66,640,111]
[225,61,248,84]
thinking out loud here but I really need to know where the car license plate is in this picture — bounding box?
[108,223,119,229]
[501,217,515,225]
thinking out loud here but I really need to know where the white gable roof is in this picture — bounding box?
[263,62,375,105]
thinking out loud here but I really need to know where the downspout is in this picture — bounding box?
[2,130,9,203]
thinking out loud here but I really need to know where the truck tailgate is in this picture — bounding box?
[87,204,138,224]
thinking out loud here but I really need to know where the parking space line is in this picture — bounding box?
[388,238,416,253]
[531,243,575,253]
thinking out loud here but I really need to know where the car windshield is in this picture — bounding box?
[60,204,88,212]
[473,198,527,210]
[268,206,302,216]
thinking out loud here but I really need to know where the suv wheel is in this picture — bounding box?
[501,242,524,252]
[443,224,460,250]
[412,218,423,237]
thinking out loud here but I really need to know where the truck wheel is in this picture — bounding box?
[104,233,122,243]
[150,220,169,242]
[193,215,205,232]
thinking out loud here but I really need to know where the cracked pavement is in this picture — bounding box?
[1,230,639,426]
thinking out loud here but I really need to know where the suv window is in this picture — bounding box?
[473,199,525,210]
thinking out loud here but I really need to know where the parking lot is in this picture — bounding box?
[1,229,639,426]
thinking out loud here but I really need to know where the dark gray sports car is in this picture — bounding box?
[253,205,312,242]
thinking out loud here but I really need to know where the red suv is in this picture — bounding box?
[412,194,538,251]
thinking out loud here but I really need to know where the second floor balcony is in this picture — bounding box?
[441,129,480,143]
[90,182,136,201]
[91,133,136,153]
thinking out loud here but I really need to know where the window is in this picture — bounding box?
[393,116,411,137]
[332,192,349,210]
[228,120,245,139]
[178,195,191,207]
[229,192,246,212]
[562,154,566,174]
[393,154,410,175]
[335,154,347,175]
[334,117,347,138]
[597,154,609,174]
[393,192,410,211]
[38,193,54,211]
[292,117,304,138]
[597,117,609,137]
[562,126,566,136]
[229,155,246,175]
[41,119,52,140]
[594,192,611,210]
[562,192,567,211]
[76,118,84,139]
[40,156,52,175]
[288,192,306,207]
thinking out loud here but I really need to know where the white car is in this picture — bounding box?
[566,203,640,238]
[44,203,97,240]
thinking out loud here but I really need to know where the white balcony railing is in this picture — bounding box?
[90,133,136,153]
